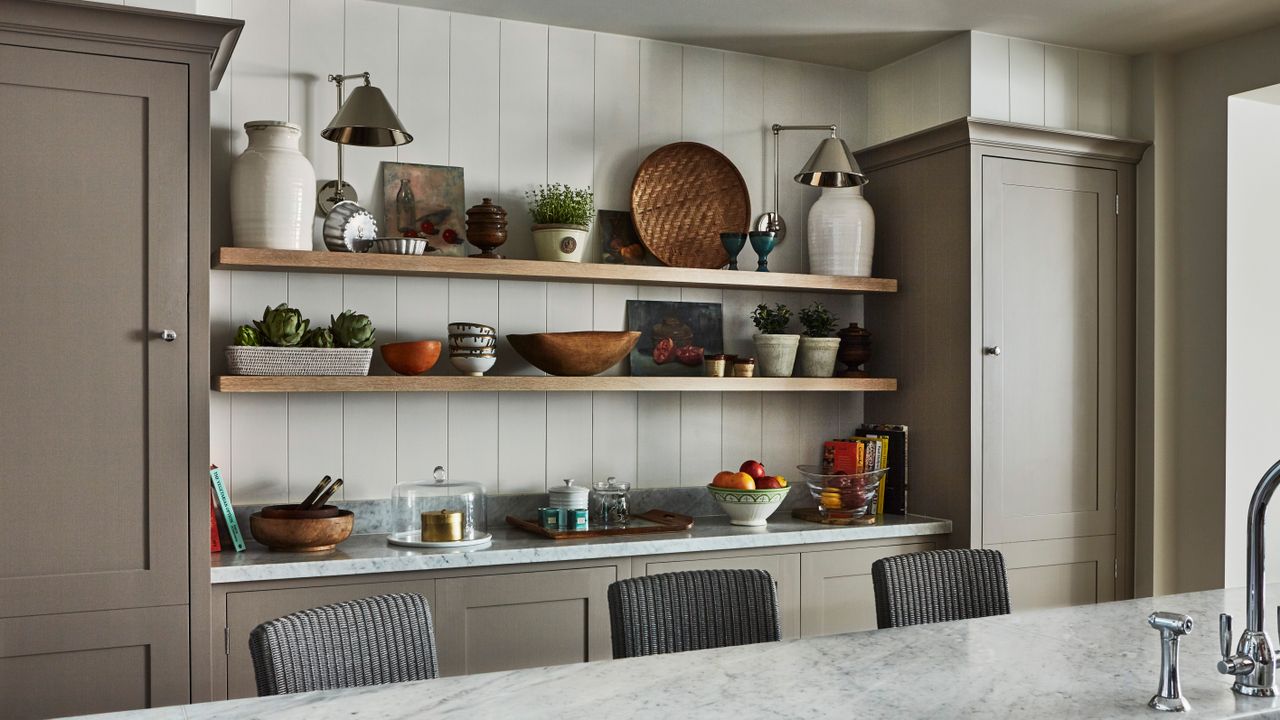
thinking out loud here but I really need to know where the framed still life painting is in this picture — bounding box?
[381,162,467,256]
[626,300,724,376]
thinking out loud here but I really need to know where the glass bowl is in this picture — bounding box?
[795,465,888,519]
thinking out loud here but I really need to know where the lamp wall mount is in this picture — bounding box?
[317,73,371,215]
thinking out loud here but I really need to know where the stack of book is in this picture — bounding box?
[821,424,909,515]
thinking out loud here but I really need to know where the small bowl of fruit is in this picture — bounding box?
[707,461,790,527]
[796,465,888,520]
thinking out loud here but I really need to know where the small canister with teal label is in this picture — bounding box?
[539,507,563,530]
[568,508,589,531]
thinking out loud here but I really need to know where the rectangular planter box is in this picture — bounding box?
[225,346,372,376]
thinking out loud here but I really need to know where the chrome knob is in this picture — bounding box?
[1218,613,1256,676]
[160,329,178,342]
[983,345,1001,356]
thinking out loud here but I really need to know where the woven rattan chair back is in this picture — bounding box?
[249,592,439,696]
[607,569,781,659]
[871,548,1011,629]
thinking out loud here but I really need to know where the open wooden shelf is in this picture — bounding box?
[214,375,898,393]
[214,247,898,295]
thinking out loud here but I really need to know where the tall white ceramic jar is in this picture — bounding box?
[807,186,875,276]
[231,121,316,250]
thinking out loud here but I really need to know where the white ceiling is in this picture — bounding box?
[394,0,1280,70]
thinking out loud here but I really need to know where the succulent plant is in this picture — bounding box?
[798,302,838,338]
[253,303,309,347]
[330,310,376,349]
[301,327,335,348]
[234,324,261,346]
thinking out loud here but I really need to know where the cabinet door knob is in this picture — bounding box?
[983,345,1001,356]
[160,329,178,342]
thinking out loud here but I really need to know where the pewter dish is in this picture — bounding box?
[386,530,492,549]
[322,200,377,253]
[372,237,429,255]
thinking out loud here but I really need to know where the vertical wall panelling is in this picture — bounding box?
[723,52,765,218]
[396,7,451,167]
[497,20,549,260]
[634,287,681,488]
[592,284,639,485]
[343,0,399,226]
[228,0,289,155]
[286,273,344,500]
[970,32,1011,121]
[448,279,499,492]
[592,34,640,263]
[1008,39,1046,126]
[395,276,450,486]
[1044,44,1080,130]
[1077,50,1113,134]
[907,47,941,132]
[546,283,595,488]
[761,59,806,274]
[288,0,343,250]
[496,281,549,494]
[639,40,683,157]
[936,34,971,129]
[681,46,724,149]
[228,272,288,501]
[679,288,724,486]
[1109,54,1132,137]
[341,275,398,499]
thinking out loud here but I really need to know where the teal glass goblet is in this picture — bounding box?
[749,231,778,272]
[720,232,747,270]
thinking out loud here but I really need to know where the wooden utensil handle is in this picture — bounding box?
[299,475,333,509]
[311,478,343,508]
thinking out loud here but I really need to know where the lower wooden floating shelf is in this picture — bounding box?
[213,375,897,393]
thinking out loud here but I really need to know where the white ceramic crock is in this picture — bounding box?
[533,224,589,262]
[807,186,875,277]
[231,121,316,251]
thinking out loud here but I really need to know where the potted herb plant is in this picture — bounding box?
[227,304,376,376]
[526,183,594,262]
[750,303,799,377]
[796,301,841,377]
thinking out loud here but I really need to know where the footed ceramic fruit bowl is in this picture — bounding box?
[706,484,790,526]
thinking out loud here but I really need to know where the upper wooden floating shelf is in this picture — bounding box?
[214,375,897,394]
[214,248,898,295]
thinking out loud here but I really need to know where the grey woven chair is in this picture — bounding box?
[607,569,780,659]
[871,548,1011,629]
[248,592,439,696]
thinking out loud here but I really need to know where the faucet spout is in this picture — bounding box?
[1247,459,1280,632]
[1219,458,1280,697]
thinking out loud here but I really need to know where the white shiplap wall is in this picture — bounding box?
[867,31,1132,146]
[168,0,868,502]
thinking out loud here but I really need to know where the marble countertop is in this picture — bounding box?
[83,584,1280,719]
[211,514,952,584]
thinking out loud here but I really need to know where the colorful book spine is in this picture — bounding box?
[209,465,246,552]
[209,490,221,553]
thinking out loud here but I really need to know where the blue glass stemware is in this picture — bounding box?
[719,232,747,270]
[749,231,778,272]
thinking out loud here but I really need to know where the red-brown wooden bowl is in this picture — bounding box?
[249,510,354,552]
[380,340,442,376]
[506,331,640,376]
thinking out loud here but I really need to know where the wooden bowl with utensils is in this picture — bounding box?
[506,331,640,376]
[249,509,354,552]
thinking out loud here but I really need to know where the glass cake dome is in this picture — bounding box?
[390,465,488,541]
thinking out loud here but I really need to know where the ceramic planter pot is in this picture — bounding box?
[533,223,588,262]
[752,333,800,377]
[796,336,841,377]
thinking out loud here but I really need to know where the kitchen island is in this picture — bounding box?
[86,584,1280,719]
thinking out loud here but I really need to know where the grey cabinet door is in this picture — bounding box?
[0,43,189,617]
[981,157,1118,545]
[798,542,937,637]
[0,605,189,719]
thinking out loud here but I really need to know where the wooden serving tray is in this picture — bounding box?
[506,509,694,540]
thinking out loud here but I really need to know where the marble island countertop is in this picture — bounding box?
[211,513,952,584]
[84,584,1280,719]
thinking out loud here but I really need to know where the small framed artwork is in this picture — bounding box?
[626,300,724,376]
[598,209,646,264]
[381,162,466,256]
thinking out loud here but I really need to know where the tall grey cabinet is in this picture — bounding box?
[858,118,1147,609]
[0,3,238,717]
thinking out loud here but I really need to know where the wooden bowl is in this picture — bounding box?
[249,510,354,552]
[506,331,641,376]
[259,504,341,519]
[380,340,442,376]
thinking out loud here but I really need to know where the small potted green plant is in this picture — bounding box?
[526,183,595,263]
[796,301,841,377]
[227,303,376,376]
[750,303,799,377]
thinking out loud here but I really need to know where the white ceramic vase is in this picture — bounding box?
[533,224,588,262]
[796,336,841,377]
[807,186,875,276]
[753,334,800,377]
[231,121,316,250]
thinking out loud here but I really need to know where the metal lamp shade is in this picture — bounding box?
[794,136,867,187]
[321,84,412,146]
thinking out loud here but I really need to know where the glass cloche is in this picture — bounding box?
[390,466,488,543]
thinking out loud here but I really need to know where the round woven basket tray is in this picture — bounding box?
[630,142,750,269]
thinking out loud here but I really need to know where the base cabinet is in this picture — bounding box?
[990,535,1116,611]
[1,606,189,720]
[434,566,620,676]
[799,542,937,636]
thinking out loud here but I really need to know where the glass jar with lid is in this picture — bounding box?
[390,466,488,545]
[591,477,631,528]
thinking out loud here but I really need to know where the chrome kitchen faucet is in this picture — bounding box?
[1218,459,1280,696]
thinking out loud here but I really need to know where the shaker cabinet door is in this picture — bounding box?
[980,157,1118,546]
[0,44,190,617]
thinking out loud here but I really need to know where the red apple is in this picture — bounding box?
[739,460,766,480]
[756,475,784,489]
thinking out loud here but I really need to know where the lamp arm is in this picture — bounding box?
[325,72,373,205]
[769,123,839,231]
